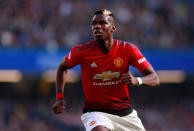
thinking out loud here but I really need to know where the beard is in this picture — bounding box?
[95,36,104,43]
[96,38,104,42]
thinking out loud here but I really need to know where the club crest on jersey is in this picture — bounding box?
[89,121,96,126]
[114,57,123,67]
[93,71,120,81]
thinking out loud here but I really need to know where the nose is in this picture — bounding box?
[94,23,101,29]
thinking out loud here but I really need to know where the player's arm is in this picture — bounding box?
[139,66,160,87]
[52,46,80,114]
[121,66,160,87]
[121,45,160,87]
[56,58,68,94]
[52,58,69,114]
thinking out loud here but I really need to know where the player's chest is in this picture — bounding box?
[80,50,129,72]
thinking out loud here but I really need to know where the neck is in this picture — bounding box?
[96,38,114,54]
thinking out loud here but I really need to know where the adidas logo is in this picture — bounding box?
[90,62,97,67]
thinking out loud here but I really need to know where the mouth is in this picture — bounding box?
[94,30,102,35]
[94,31,103,38]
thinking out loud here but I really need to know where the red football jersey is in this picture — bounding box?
[65,39,150,111]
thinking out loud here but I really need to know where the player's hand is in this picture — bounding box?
[121,72,138,86]
[52,99,66,114]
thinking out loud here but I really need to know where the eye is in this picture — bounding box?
[92,21,95,25]
[100,21,107,25]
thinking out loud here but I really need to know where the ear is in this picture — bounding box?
[111,25,116,32]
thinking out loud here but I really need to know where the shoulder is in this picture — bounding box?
[114,39,138,50]
[72,40,97,53]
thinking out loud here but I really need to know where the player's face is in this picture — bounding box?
[92,14,115,41]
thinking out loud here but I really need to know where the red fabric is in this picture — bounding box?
[56,93,64,100]
[65,39,151,111]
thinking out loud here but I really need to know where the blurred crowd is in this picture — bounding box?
[0,81,194,131]
[0,100,84,131]
[0,0,193,51]
[0,98,194,131]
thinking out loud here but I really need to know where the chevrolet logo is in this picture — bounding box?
[94,71,120,81]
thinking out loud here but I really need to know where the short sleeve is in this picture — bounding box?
[130,46,151,72]
[65,46,80,68]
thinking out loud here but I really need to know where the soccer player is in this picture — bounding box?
[52,9,160,131]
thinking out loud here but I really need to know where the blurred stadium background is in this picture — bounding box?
[0,0,194,131]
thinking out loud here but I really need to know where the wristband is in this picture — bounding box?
[136,77,143,86]
[56,93,64,100]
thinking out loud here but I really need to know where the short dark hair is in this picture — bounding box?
[93,9,114,18]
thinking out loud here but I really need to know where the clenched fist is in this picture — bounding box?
[52,99,66,114]
[121,72,139,86]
